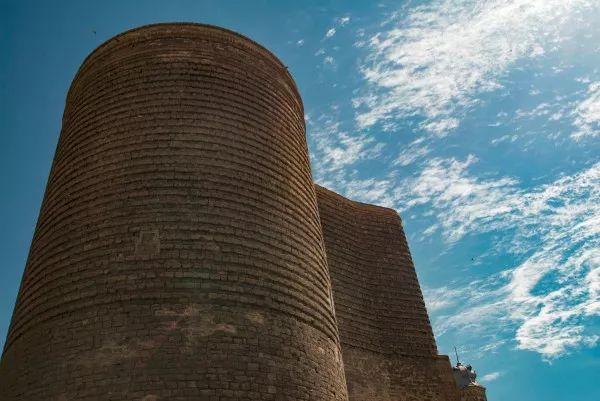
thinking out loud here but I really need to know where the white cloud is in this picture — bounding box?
[324,16,351,40]
[572,81,600,140]
[585,265,600,315]
[339,16,350,26]
[325,27,336,39]
[420,118,460,137]
[515,102,552,119]
[423,286,461,312]
[307,115,385,186]
[393,138,432,166]
[393,155,518,242]
[481,371,503,382]
[354,0,596,134]
[491,134,516,146]
[344,178,394,207]
[297,39,305,46]
[422,224,439,237]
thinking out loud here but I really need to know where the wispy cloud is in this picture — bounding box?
[393,138,432,166]
[572,81,600,140]
[402,159,600,359]
[353,0,596,135]
[338,16,350,26]
[420,118,460,138]
[345,178,394,207]
[394,155,518,242]
[324,16,352,40]
[307,114,384,187]
[515,102,553,119]
[481,371,503,382]
[423,286,462,313]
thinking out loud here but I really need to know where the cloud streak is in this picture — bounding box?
[481,371,503,382]
[572,81,600,140]
[307,114,385,188]
[325,28,336,39]
[353,0,596,135]
[408,159,600,359]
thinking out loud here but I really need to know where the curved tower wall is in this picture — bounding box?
[315,185,459,401]
[0,24,348,401]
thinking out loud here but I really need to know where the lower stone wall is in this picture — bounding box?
[342,348,460,401]
[460,385,487,401]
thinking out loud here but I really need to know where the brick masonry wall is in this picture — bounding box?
[0,24,349,401]
[460,386,487,401]
[315,185,460,401]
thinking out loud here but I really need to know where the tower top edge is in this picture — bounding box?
[72,22,302,102]
[315,184,400,218]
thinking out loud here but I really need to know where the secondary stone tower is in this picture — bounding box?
[0,23,477,401]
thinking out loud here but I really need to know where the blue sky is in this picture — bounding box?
[1,1,599,400]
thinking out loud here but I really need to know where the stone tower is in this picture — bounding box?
[0,22,471,401]
[0,24,348,401]
[316,186,459,401]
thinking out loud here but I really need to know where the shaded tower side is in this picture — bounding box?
[0,24,348,401]
[315,185,459,401]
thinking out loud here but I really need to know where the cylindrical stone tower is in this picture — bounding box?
[315,185,460,401]
[0,23,348,401]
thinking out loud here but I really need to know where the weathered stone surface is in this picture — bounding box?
[316,185,460,401]
[0,23,348,401]
[460,385,488,401]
